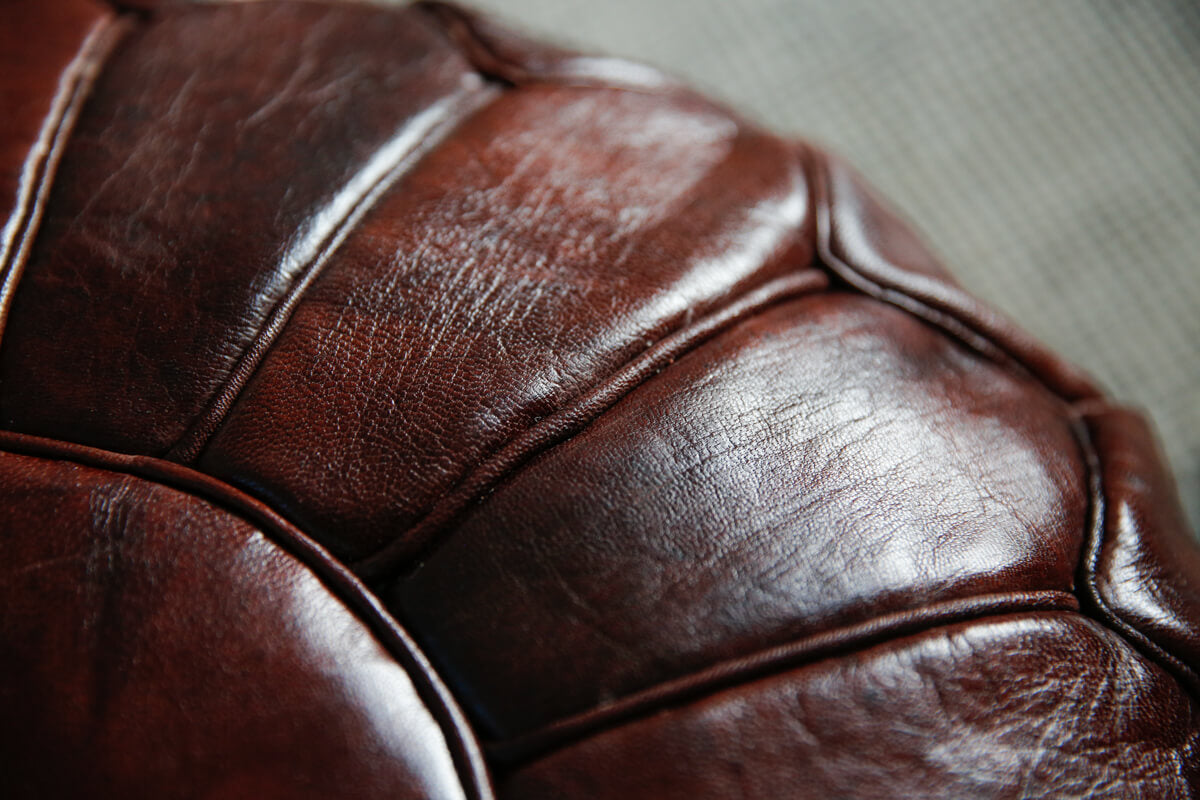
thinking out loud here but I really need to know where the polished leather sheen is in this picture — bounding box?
[2,1,1197,798]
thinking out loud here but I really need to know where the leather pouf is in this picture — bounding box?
[2,2,1198,797]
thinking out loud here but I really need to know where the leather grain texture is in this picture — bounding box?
[459,0,1200,536]
[197,84,815,561]
[1,1,1198,797]
[396,292,1090,739]
[1,0,490,456]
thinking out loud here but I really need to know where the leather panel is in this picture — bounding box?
[200,85,813,560]
[0,0,484,455]
[0,447,473,799]
[503,613,1200,799]
[396,292,1088,737]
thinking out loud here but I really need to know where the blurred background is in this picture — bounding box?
[459,0,1200,533]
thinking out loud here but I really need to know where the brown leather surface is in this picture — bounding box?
[1,1,1198,797]
[0,0,490,456]
[396,292,1088,738]
[813,150,1103,403]
[0,443,477,799]
[503,614,1200,799]
[1082,404,1200,689]
[0,0,125,344]
[1,0,105,249]
[199,86,813,561]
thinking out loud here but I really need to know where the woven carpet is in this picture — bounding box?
[443,0,1200,532]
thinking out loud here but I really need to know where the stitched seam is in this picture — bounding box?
[0,13,132,357]
[0,429,495,800]
[167,82,503,464]
[807,146,1200,701]
[351,268,829,581]
[806,145,1080,399]
[1069,408,1200,699]
[485,592,1081,766]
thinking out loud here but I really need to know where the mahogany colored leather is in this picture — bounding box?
[1081,405,1200,689]
[0,443,474,799]
[0,0,125,338]
[1,0,489,456]
[1,1,1197,797]
[198,87,813,561]
[396,293,1089,739]
[503,614,1200,799]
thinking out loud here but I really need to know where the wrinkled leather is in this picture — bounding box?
[397,294,1089,739]
[2,0,489,456]
[1,1,1197,797]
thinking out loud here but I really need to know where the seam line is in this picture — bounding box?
[805,143,1096,403]
[807,144,1200,702]
[352,268,829,582]
[0,13,131,357]
[1069,408,1200,699]
[0,429,495,800]
[485,590,1080,766]
[168,83,502,464]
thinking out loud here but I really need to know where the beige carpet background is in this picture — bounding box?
[450,0,1200,533]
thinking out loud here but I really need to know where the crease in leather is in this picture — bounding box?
[352,268,830,581]
[806,143,1200,701]
[1069,404,1200,697]
[168,82,504,464]
[485,590,1081,766]
[0,428,497,800]
[0,12,131,356]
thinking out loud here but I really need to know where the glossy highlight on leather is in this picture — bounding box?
[1,1,1197,797]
